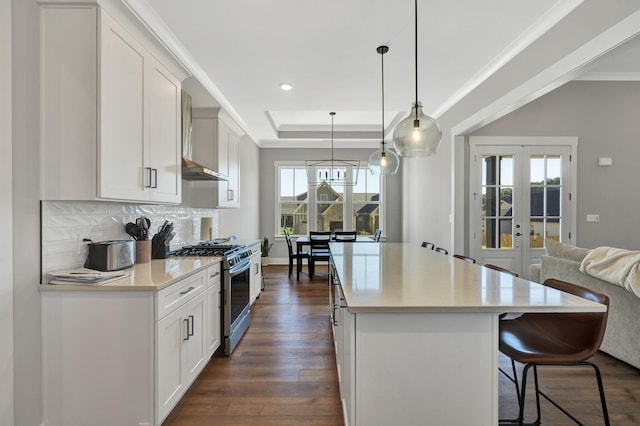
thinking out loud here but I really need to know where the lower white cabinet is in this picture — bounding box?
[42,263,221,426]
[249,242,262,304]
[205,264,222,357]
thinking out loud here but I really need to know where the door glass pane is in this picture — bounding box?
[499,219,513,249]
[546,218,560,241]
[530,156,545,184]
[485,186,497,216]
[500,188,513,217]
[546,156,561,182]
[529,219,544,248]
[482,217,496,249]
[499,156,513,186]
[546,187,560,216]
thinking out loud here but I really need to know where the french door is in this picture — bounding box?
[469,137,577,278]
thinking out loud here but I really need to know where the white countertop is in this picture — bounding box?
[40,257,222,291]
[330,242,606,314]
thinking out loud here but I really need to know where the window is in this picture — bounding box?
[353,168,381,235]
[277,166,308,236]
[276,163,383,236]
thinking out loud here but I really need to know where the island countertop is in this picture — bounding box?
[329,242,606,314]
[40,257,222,291]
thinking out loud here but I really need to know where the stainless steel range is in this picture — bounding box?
[173,241,252,356]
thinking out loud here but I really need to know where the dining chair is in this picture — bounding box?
[434,247,448,255]
[421,241,435,250]
[284,229,309,280]
[334,231,357,242]
[452,254,476,263]
[483,263,519,277]
[373,229,382,242]
[499,278,610,425]
[309,231,331,280]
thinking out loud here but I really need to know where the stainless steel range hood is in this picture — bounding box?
[181,90,229,181]
[182,158,229,181]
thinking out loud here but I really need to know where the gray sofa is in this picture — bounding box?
[530,244,640,370]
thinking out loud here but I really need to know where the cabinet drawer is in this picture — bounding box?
[156,270,206,320]
[206,263,221,288]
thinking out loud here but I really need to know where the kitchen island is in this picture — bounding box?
[328,243,606,426]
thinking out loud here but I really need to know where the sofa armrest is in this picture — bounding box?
[529,264,541,283]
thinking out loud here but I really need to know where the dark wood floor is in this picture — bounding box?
[165,265,640,425]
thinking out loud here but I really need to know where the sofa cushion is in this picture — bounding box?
[545,238,589,262]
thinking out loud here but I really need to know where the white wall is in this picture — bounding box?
[402,2,640,254]
[0,0,14,423]
[259,147,403,261]
[12,0,42,424]
[471,81,640,250]
[217,135,261,240]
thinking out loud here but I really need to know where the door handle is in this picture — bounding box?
[515,232,522,237]
[145,167,152,188]
[188,315,194,337]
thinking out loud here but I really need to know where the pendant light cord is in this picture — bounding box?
[414,0,419,122]
[381,48,386,154]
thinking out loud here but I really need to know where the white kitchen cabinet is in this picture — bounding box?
[42,263,219,426]
[189,108,243,208]
[248,241,262,304]
[40,5,182,203]
[205,264,222,357]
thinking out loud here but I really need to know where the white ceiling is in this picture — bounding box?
[127,0,638,148]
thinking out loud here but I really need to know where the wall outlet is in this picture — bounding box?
[586,214,600,223]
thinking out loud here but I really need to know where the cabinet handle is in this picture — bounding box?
[210,271,220,278]
[180,286,195,295]
[188,315,194,337]
[183,318,190,341]
[145,167,153,188]
[152,168,158,188]
[332,304,339,326]
[227,189,234,201]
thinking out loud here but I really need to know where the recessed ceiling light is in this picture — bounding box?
[280,83,293,91]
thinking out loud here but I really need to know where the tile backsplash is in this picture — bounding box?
[41,201,219,276]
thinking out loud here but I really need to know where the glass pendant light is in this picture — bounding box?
[369,45,399,175]
[392,0,442,157]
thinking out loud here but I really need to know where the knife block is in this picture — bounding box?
[151,234,171,259]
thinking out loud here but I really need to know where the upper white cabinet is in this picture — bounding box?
[189,108,242,208]
[40,6,182,203]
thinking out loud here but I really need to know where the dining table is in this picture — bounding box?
[295,234,374,279]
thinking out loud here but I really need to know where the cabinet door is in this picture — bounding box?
[216,119,231,207]
[206,281,221,357]
[184,291,207,384]
[99,11,148,201]
[156,305,188,423]
[226,129,241,207]
[249,251,261,304]
[147,57,181,203]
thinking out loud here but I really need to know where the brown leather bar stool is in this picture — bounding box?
[453,254,476,263]
[421,241,435,250]
[499,278,610,425]
[434,247,448,255]
[484,263,519,277]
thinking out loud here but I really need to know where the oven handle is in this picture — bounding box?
[227,257,251,277]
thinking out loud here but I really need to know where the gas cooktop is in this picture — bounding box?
[171,240,248,259]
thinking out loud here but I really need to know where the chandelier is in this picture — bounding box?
[305,112,361,186]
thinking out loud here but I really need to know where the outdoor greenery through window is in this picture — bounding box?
[277,164,382,236]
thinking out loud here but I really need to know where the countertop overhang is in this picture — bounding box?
[329,242,607,314]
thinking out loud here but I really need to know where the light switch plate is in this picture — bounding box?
[586,214,600,222]
[598,157,613,166]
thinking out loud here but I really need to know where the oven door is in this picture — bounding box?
[223,257,251,354]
